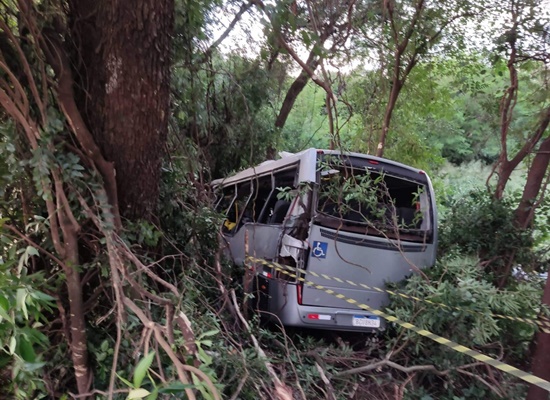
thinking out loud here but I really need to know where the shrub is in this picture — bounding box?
[384,254,543,399]
[438,190,535,284]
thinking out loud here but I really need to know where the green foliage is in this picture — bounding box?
[385,254,543,399]
[439,190,535,281]
[0,237,55,398]
[172,52,280,179]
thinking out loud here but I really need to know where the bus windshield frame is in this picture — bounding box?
[314,157,433,243]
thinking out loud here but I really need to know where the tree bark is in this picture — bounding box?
[515,125,550,229]
[527,274,550,400]
[493,11,519,200]
[376,76,403,157]
[69,0,174,220]
[274,53,320,129]
[63,227,91,395]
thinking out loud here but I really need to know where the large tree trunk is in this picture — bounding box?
[69,0,174,220]
[527,274,550,400]
[515,135,550,229]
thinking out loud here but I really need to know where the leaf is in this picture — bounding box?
[18,336,36,362]
[0,217,10,229]
[27,246,39,257]
[127,388,151,399]
[0,294,9,311]
[133,351,155,388]
[145,389,158,400]
[116,372,134,388]
[9,336,16,355]
[16,289,28,320]
[197,346,212,366]
[0,299,10,322]
[29,291,55,302]
[23,361,46,372]
[158,382,196,394]
[198,329,219,339]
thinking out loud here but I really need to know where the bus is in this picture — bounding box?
[212,148,437,332]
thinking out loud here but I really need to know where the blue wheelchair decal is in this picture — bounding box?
[312,241,328,259]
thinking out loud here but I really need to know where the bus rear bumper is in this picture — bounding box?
[264,280,386,332]
[278,305,386,332]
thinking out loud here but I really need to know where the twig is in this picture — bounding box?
[229,371,250,400]
[315,362,337,400]
[123,297,222,400]
[70,389,128,398]
[230,289,293,400]
[4,224,67,269]
[457,369,504,397]
[116,238,179,297]
[335,359,447,377]
[396,372,416,399]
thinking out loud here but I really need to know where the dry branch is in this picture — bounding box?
[230,289,293,400]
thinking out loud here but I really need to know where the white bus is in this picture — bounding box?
[212,148,437,332]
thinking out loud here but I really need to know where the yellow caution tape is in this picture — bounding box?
[247,256,550,333]
[245,256,550,392]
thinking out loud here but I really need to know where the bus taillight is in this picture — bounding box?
[297,283,303,305]
[307,314,331,320]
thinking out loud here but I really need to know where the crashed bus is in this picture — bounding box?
[212,148,437,332]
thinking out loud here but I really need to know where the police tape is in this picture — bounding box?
[246,256,550,333]
[245,256,550,392]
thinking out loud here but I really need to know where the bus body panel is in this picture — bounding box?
[224,224,283,265]
[302,224,435,310]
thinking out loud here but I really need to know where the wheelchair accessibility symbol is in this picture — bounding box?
[312,241,328,259]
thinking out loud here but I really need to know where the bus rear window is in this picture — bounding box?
[316,167,432,241]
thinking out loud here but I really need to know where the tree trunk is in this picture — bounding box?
[69,0,174,220]
[515,136,550,229]
[376,78,402,157]
[266,52,321,159]
[494,160,516,200]
[274,54,320,129]
[527,274,550,400]
[63,228,92,394]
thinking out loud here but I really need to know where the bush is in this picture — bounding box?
[438,190,535,284]
[383,254,543,400]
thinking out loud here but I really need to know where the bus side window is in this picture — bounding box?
[261,168,298,224]
[246,175,273,223]
[216,185,236,213]
[217,185,236,232]
[223,181,253,234]
[269,200,291,224]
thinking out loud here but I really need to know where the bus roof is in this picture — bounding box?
[211,148,427,187]
[211,148,318,187]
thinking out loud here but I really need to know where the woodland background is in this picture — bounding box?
[0,0,549,399]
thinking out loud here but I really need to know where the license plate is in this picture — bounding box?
[352,315,380,328]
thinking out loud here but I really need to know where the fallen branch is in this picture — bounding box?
[123,297,222,400]
[335,358,447,377]
[230,289,293,400]
[315,362,337,400]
